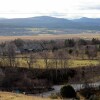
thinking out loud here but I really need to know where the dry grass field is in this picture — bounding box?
[0,92,55,100]
[0,33,100,42]
[14,59,99,68]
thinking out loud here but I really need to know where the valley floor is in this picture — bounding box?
[0,33,100,42]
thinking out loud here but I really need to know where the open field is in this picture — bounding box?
[37,59,99,68]
[15,59,99,68]
[68,60,99,68]
[0,33,100,42]
[0,92,53,100]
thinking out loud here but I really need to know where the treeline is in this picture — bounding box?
[0,38,100,54]
[0,38,100,68]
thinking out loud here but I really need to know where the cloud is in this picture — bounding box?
[0,0,100,18]
[79,5,100,10]
[48,12,67,18]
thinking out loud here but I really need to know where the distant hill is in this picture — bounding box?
[73,17,100,26]
[0,16,78,28]
[0,16,100,30]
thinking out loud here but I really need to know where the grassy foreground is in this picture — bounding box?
[0,92,54,100]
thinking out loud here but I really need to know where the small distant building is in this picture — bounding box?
[15,49,21,54]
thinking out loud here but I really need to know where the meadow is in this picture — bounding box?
[16,59,99,68]
[1,56,99,68]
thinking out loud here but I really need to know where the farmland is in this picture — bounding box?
[0,33,99,42]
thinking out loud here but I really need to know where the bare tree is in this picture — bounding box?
[53,49,68,80]
[4,42,17,67]
[52,51,59,80]
[25,53,36,69]
[57,49,68,69]
[85,45,97,60]
[39,51,49,69]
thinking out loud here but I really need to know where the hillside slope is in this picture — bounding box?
[0,16,100,30]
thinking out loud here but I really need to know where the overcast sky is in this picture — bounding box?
[0,0,100,19]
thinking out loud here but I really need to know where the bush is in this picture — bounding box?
[60,85,76,98]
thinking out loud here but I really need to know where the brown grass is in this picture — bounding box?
[0,33,100,42]
[0,91,55,100]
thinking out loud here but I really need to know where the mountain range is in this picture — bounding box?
[0,16,100,30]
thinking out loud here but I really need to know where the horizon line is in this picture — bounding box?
[0,16,99,19]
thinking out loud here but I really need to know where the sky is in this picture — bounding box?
[0,0,100,19]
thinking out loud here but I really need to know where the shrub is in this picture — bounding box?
[60,85,76,98]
